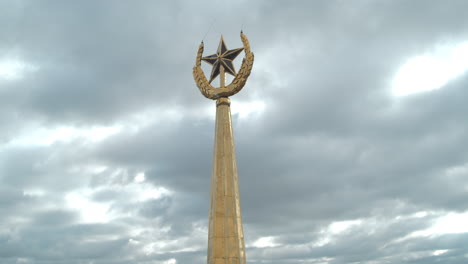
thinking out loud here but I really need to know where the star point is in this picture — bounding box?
[202,36,244,84]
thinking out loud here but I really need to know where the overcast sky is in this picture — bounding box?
[1,1,468,263]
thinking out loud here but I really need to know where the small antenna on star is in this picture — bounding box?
[202,18,216,42]
[241,16,245,33]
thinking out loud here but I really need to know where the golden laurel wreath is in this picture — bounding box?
[193,32,254,100]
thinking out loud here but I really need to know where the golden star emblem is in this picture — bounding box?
[201,36,244,84]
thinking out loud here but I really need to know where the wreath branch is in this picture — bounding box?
[193,32,254,100]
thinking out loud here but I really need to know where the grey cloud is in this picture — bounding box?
[2,0,468,264]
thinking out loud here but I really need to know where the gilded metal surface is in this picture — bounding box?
[193,32,254,99]
[193,32,253,264]
[207,97,246,264]
[201,36,244,84]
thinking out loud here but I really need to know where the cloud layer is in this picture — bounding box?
[1,1,468,263]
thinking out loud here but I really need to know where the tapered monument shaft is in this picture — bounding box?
[194,32,253,264]
[207,96,246,264]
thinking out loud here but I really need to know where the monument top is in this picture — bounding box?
[193,32,254,100]
[201,36,244,84]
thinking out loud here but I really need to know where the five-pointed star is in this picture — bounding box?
[202,36,244,84]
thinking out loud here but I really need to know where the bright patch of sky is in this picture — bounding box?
[329,219,362,234]
[316,212,468,249]
[0,57,37,81]
[392,41,468,96]
[381,210,468,247]
[433,249,449,256]
[66,192,111,223]
[143,241,190,255]
[411,211,468,237]
[22,189,46,197]
[134,172,146,183]
[231,100,266,119]
[65,171,171,224]
[252,236,279,248]
[203,99,266,120]
[163,258,177,264]
[412,211,429,218]
[314,219,362,247]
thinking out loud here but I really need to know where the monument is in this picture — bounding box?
[193,32,254,264]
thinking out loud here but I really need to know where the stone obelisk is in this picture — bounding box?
[193,32,254,264]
